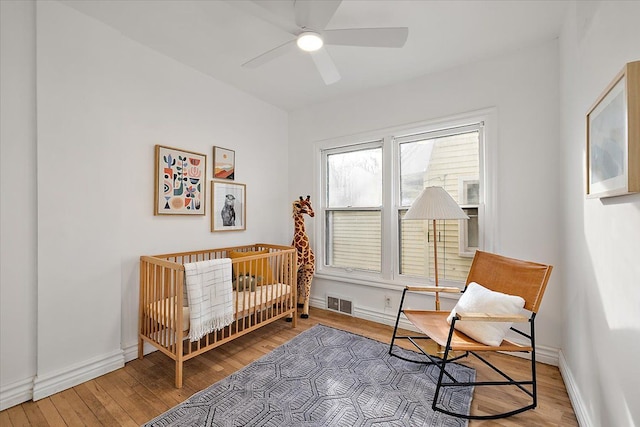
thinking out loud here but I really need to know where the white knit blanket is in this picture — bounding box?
[184,258,234,342]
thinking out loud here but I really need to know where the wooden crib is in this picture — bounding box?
[138,244,297,387]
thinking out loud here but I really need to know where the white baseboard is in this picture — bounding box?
[527,344,559,366]
[32,349,124,401]
[0,376,34,411]
[310,297,559,366]
[122,340,158,363]
[123,342,138,363]
[559,350,590,427]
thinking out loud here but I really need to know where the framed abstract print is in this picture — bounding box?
[213,146,235,180]
[154,145,206,215]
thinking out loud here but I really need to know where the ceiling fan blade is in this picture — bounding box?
[310,47,341,85]
[227,0,299,35]
[323,27,409,47]
[242,39,297,68]
[295,0,342,31]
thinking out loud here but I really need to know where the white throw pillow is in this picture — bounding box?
[447,281,525,346]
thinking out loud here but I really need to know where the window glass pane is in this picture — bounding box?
[464,182,480,205]
[326,211,381,272]
[463,207,479,249]
[327,147,382,207]
[399,209,428,276]
[400,131,479,205]
[399,211,473,282]
[400,140,434,206]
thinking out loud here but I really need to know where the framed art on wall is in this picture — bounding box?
[586,60,640,198]
[211,181,246,231]
[213,146,235,180]
[154,145,206,215]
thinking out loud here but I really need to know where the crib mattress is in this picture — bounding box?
[146,283,292,332]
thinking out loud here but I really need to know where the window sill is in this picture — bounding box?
[314,271,464,301]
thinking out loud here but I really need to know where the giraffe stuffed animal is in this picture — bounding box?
[292,195,315,318]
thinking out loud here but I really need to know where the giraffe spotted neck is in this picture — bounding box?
[293,213,310,248]
[291,195,314,256]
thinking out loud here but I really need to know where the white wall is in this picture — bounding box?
[1,0,289,408]
[4,0,638,421]
[288,40,563,359]
[558,2,640,426]
[0,0,38,410]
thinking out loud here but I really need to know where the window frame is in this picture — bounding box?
[313,109,497,291]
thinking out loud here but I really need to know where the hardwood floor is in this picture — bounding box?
[1,307,578,426]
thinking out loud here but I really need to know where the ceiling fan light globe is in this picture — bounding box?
[297,32,323,52]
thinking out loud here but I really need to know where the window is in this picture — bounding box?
[319,116,489,287]
[397,126,481,283]
[324,142,382,272]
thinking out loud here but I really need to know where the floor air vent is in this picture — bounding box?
[327,295,353,315]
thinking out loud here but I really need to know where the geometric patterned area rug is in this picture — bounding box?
[143,324,475,427]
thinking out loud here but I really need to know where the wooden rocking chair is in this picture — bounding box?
[389,250,553,420]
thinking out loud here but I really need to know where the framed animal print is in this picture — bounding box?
[155,145,206,215]
[211,181,246,231]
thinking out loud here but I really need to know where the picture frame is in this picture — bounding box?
[586,60,640,198]
[211,181,246,231]
[155,145,206,215]
[213,146,235,180]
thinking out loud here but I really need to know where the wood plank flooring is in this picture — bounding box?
[1,307,578,426]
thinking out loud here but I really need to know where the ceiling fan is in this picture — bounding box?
[233,0,409,85]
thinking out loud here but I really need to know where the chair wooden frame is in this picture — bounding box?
[389,250,553,420]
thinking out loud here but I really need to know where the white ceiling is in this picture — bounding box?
[61,0,570,111]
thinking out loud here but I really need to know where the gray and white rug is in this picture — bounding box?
[143,324,475,426]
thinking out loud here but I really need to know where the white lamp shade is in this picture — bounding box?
[404,186,469,220]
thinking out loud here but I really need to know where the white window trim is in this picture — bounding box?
[313,108,498,291]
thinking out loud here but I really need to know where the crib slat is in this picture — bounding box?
[138,260,146,360]
[152,265,159,347]
[174,268,184,388]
